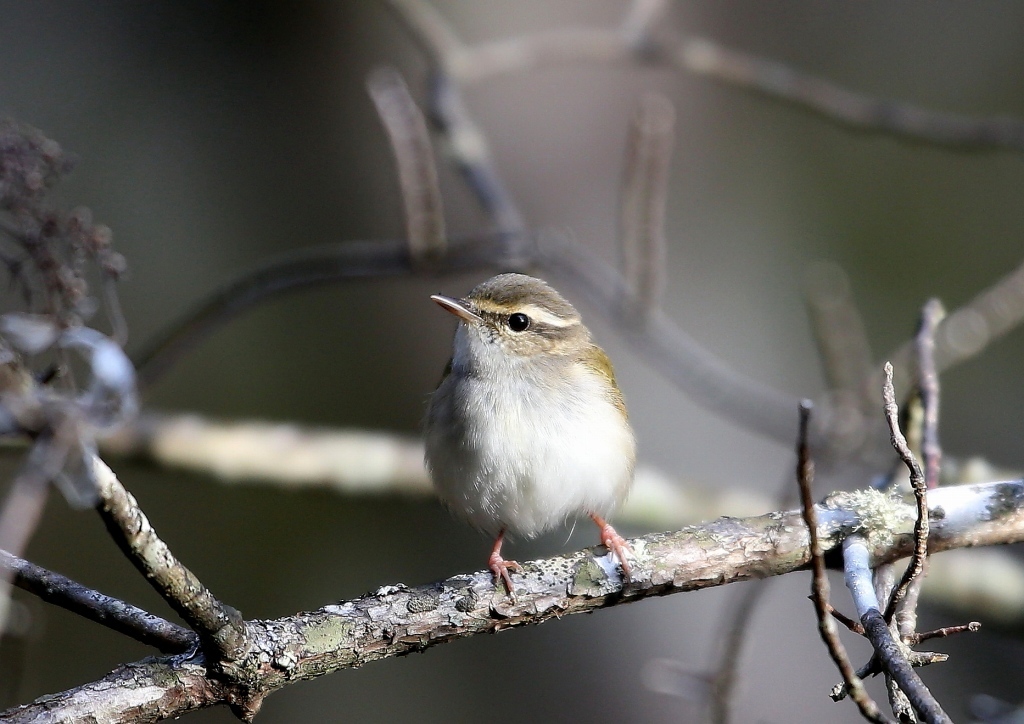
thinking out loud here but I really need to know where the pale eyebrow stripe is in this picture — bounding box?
[474,300,579,328]
[518,304,577,328]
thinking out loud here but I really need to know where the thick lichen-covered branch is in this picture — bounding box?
[5,479,1024,723]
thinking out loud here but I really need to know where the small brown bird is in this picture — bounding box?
[424,273,636,594]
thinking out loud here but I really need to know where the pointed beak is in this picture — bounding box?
[430,294,482,324]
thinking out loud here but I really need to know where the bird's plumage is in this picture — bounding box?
[424,273,636,540]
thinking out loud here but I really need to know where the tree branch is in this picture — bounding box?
[0,548,195,654]
[843,537,952,723]
[5,478,1024,722]
[93,457,247,662]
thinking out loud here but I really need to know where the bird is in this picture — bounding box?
[424,272,636,595]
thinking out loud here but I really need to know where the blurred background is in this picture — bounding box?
[2,1,1024,721]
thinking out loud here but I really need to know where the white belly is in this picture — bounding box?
[425,366,636,538]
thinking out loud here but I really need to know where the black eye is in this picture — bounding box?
[507,313,530,332]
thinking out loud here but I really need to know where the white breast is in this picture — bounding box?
[425,334,635,537]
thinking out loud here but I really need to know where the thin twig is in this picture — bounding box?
[823,601,865,635]
[0,548,196,654]
[881,362,928,623]
[620,92,674,321]
[427,74,529,258]
[859,609,951,724]
[905,622,981,645]
[797,402,889,723]
[92,456,248,662]
[367,67,447,263]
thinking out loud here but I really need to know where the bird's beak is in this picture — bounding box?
[431,294,482,324]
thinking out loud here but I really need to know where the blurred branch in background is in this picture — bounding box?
[98,411,769,527]
[387,0,1024,151]
[619,92,674,321]
[367,67,447,264]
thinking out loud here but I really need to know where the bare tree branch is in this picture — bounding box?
[905,622,980,645]
[95,411,1024,631]
[0,548,195,654]
[5,477,1023,722]
[93,457,247,662]
[843,537,953,723]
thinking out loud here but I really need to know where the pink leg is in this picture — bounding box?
[590,514,633,580]
[488,528,522,597]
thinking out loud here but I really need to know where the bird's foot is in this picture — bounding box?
[488,551,522,599]
[591,514,633,581]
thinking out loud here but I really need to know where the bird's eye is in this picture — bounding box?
[507,313,530,332]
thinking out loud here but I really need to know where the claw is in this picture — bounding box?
[591,514,633,580]
[488,529,521,599]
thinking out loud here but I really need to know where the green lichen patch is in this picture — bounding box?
[302,617,353,656]
[824,488,914,548]
[568,558,609,597]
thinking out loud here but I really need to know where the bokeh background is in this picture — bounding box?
[2,2,1024,722]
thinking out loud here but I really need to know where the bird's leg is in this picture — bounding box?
[488,528,522,597]
[590,513,633,580]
